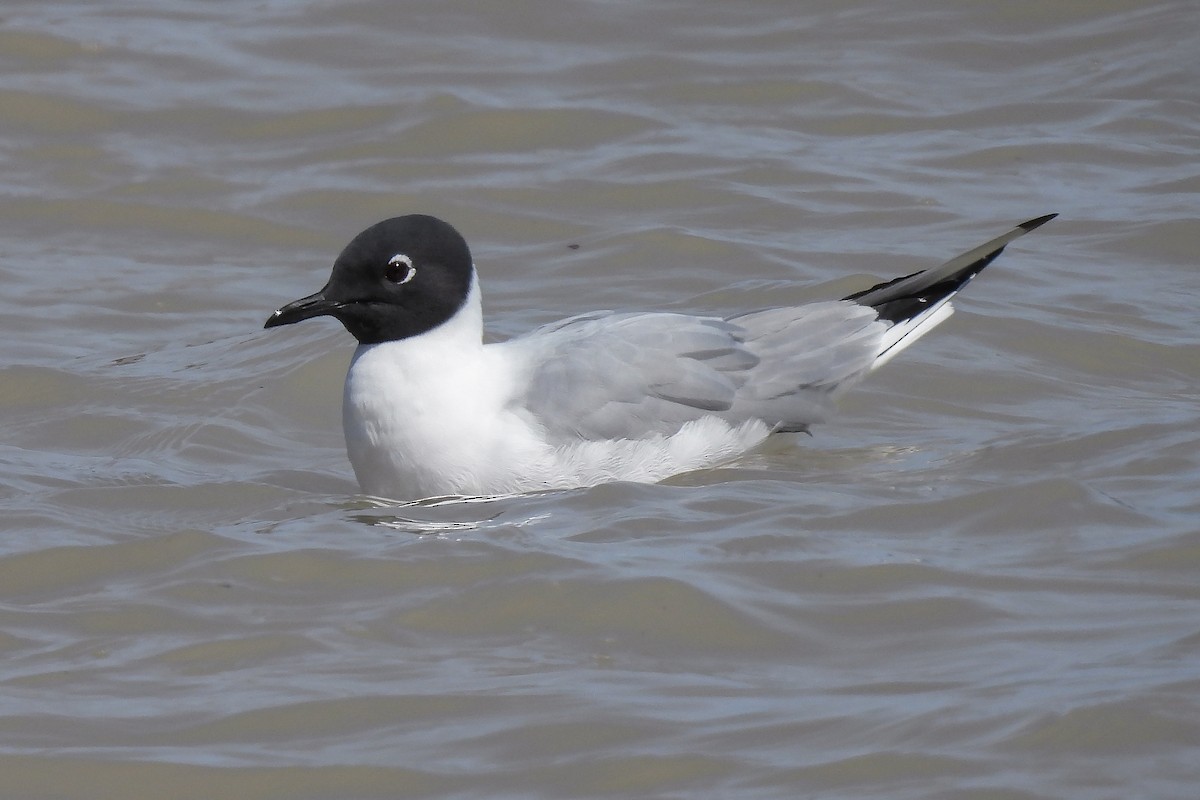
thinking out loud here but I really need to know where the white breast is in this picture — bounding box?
[342,276,529,498]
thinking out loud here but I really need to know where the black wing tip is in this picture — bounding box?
[843,213,1057,313]
[1019,213,1058,232]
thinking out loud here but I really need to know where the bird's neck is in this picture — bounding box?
[340,272,504,499]
[356,269,484,367]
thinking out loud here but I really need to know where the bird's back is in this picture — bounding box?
[499,300,887,442]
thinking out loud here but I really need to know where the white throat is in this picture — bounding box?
[341,270,494,498]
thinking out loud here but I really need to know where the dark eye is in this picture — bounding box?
[385,254,416,284]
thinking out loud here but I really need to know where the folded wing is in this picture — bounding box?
[502,303,885,441]
[502,215,1056,443]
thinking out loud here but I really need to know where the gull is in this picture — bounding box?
[265,213,1055,500]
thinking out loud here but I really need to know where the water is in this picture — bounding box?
[2,1,1198,798]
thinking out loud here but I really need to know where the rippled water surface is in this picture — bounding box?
[2,1,1198,798]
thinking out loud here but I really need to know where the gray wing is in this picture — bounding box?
[498,302,885,442]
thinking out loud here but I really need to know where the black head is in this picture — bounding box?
[264,214,474,345]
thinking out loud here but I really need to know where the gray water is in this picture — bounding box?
[2,1,1198,798]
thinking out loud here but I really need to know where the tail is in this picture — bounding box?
[845,214,1057,370]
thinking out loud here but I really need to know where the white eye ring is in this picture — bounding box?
[386,254,417,284]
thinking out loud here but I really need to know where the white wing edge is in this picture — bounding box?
[870,300,955,372]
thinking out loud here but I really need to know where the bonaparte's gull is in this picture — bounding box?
[265,213,1055,500]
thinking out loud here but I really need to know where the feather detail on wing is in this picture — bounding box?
[844,214,1057,368]
[499,303,886,442]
